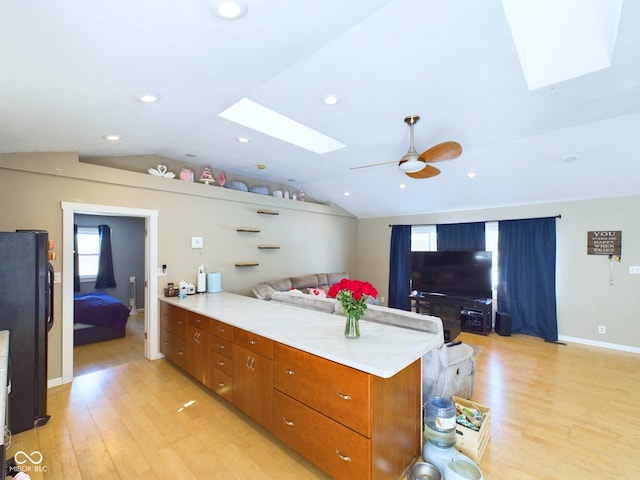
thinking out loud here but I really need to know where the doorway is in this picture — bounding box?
[61,202,160,384]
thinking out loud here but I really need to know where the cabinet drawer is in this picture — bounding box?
[233,328,273,359]
[210,367,233,402]
[211,350,233,376]
[211,336,232,359]
[274,343,371,437]
[160,302,186,338]
[160,327,186,369]
[188,311,211,331]
[211,319,233,341]
[274,391,370,480]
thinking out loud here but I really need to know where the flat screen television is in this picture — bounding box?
[411,251,493,300]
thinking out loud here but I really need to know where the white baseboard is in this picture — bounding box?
[48,377,64,388]
[559,335,640,354]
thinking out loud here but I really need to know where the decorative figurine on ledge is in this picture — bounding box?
[199,165,215,185]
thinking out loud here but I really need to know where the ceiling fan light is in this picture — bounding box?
[398,153,424,173]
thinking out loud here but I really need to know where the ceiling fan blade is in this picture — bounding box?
[350,160,399,170]
[405,164,441,179]
[419,141,462,163]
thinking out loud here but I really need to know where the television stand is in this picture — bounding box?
[410,293,492,336]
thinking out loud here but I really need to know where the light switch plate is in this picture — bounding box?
[191,236,203,249]
[629,265,640,274]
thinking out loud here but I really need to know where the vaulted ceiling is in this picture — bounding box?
[2,0,640,218]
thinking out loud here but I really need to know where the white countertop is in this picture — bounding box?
[160,292,439,378]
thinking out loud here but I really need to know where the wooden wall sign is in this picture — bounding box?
[587,230,621,255]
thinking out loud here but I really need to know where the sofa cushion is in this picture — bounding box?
[252,283,277,300]
[290,274,321,290]
[268,277,294,292]
[271,291,338,313]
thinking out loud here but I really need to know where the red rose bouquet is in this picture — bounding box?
[328,279,378,337]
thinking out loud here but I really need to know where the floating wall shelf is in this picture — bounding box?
[258,245,280,249]
[236,227,261,233]
[257,209,279,215]
[235,262,259,267]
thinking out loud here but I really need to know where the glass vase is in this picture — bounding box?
[344,315,360,339]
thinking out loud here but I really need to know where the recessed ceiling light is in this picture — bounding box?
[257,164,266,170]
[211,0,248,20]
[136,93,161,103]
[237,136,250,143]
[323,94,339,106]
[343,192,351,197]
[467,171,477,178]
[102,134,121,141]
[398,184,406,189]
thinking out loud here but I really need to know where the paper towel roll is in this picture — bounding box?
[207,272,222,293]
[197,272,206,293]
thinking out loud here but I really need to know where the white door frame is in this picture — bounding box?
[61,202,160,384]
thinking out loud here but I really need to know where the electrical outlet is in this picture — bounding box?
[598,325,606,334]
[380,296,385,304]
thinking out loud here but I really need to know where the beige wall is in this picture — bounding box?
[0,154,358,380]
[357,197,640,350]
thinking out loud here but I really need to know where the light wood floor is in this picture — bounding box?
[8,330,640,479]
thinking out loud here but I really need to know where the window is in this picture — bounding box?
[485,222,499,293]
[76,226,100,281]
[411,225,437,251]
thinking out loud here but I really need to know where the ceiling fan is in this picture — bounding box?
[351,115,462,178]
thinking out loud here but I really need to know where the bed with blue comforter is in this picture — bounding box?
[74,292,130,346]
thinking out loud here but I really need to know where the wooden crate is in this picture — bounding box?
[452,396,491,463]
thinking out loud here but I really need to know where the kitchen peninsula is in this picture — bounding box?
[159,292,440,480]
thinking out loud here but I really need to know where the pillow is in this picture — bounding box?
[307,288,327,297]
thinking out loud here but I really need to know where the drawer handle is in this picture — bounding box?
[336,391,352,401]
[177,350,184,355]
[163,340,168,345]
[283,368,295,375]
[245,355,255,372]
[282,417,295,427]
[217,360,225,366]
[217,381,225,387]
[217,327,225,333]
[247,339,257,346]
[336,450,352,462]
[217,344,225,349]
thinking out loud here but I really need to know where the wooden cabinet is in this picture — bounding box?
[273,342,421,480]
[186,312,210,386]
[210,319,233,402]
[158,299,422,480]
[274,390,370,479]
[159,302,187,369]
[232,328,273,431]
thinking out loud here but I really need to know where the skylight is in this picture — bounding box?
[218,98,346,154]
[502,0,623,90]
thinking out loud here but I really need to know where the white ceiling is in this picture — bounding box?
[2,0,640,219]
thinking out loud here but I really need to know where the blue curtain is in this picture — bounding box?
[73,224,81,292]
[95,224,117,289]
[497,217,558,341]
[388,225,412,310]
[437,222,486,251]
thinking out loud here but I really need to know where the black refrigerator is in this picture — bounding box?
[0,230,53,434]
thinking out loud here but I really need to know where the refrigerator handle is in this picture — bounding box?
[47,262,54,332]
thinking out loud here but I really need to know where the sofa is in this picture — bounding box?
[252,272,475,401]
